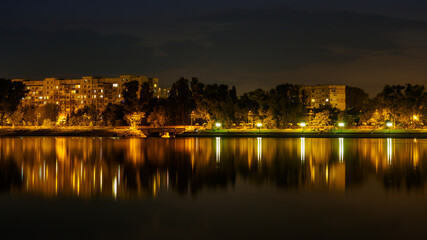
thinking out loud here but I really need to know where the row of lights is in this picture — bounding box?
[213,121,395,130]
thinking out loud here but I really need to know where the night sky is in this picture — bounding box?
[1,0,427,95]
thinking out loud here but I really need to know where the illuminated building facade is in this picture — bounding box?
[13,75,168,114]
[302,85,346,110]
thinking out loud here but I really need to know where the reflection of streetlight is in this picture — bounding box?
[300,122,306,133]
[386,121,392,133]
[256,122,262,133]
[338,122,345,133]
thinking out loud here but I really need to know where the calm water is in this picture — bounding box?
[0,137,426,239]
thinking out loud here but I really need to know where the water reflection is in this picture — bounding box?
[0,137,425,199]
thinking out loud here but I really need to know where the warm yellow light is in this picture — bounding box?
[300,122,306,127]
[113,83,118,87]
[413,115,418,121]
[386,122,393,127]
[325,98,329,102]
[338,122,345,127]
[256,123,262,128]
[215,122,221,128]
[311,99,315,102]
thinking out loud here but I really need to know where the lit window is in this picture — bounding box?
[56,101,59,104]
[154,84,157,87]
[76,85,80,88]
[100,89,103,93]
[113,83,118,87]
[100,95,103,98]
[325,98,329,102]
[47,96,49,99]
[118,94,121,98]
[56,86,58,89]
[81,101,84,104]
[39,96,42,99]
[94,90,96,93]
[71,90,76,94]
[94,95,97,98]
[311,99,315,102]
[84,95,87,99]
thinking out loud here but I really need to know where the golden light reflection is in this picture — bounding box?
[216,137,221,163]
[257,137,262,162]
[387,138,392,165]
[0,137,424,198]
[300,137,305,163]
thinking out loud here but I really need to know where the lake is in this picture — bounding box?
[0,137,426,239]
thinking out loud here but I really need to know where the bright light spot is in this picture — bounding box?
[118,94,121,98]
[413,115,418,121]
[76,85,80,88]
[300,137,305,162]
[215,122,221,128]
[256,123,262,128]
[257,137,262,162]
[338,122,345,127]
[113,177,117,199]
[325,98,329,102]
[387,138,392,165]
[311,99,315,102]
[386,122,393,127]
[113,83,118,87]
[300,122,306,127]
[339,138,344,162]
[216,137,221,163]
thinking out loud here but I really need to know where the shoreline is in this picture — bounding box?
[0,127,426,138]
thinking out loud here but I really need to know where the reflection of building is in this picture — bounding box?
[13,75,168,114]
[0,137,424,198]
[302,85,346,110]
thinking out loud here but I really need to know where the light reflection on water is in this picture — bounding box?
[0,137,425,199]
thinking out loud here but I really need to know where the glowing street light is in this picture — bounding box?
[215,122,222,129]
[386,121,393,133]
[338,122,345,133]
[256,122,262,133]
[300,122,306,133]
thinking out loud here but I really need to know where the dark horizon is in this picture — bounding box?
[1,1,427,96]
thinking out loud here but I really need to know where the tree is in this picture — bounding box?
[37,103,59,124]
[0,79,27,125]
[102,103,125,126]
[147,107,167,127]
[168,78,195,125]
[122,81,140,113]
[125,112,145,129]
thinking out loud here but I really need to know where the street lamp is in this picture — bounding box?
[300,122,306,133]
[215,122,222,131]
[338,122,345,133]
[256,122,262,133]
[386,121,393,133]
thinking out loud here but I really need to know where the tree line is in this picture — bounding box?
[0,78,425,128]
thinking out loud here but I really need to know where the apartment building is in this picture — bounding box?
[13,75,167,114]
[302,85,346,111]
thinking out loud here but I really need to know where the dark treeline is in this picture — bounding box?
[0,77,425,128]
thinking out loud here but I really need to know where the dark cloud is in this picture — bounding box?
[1,7,427,95]
[0,27,158,78]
